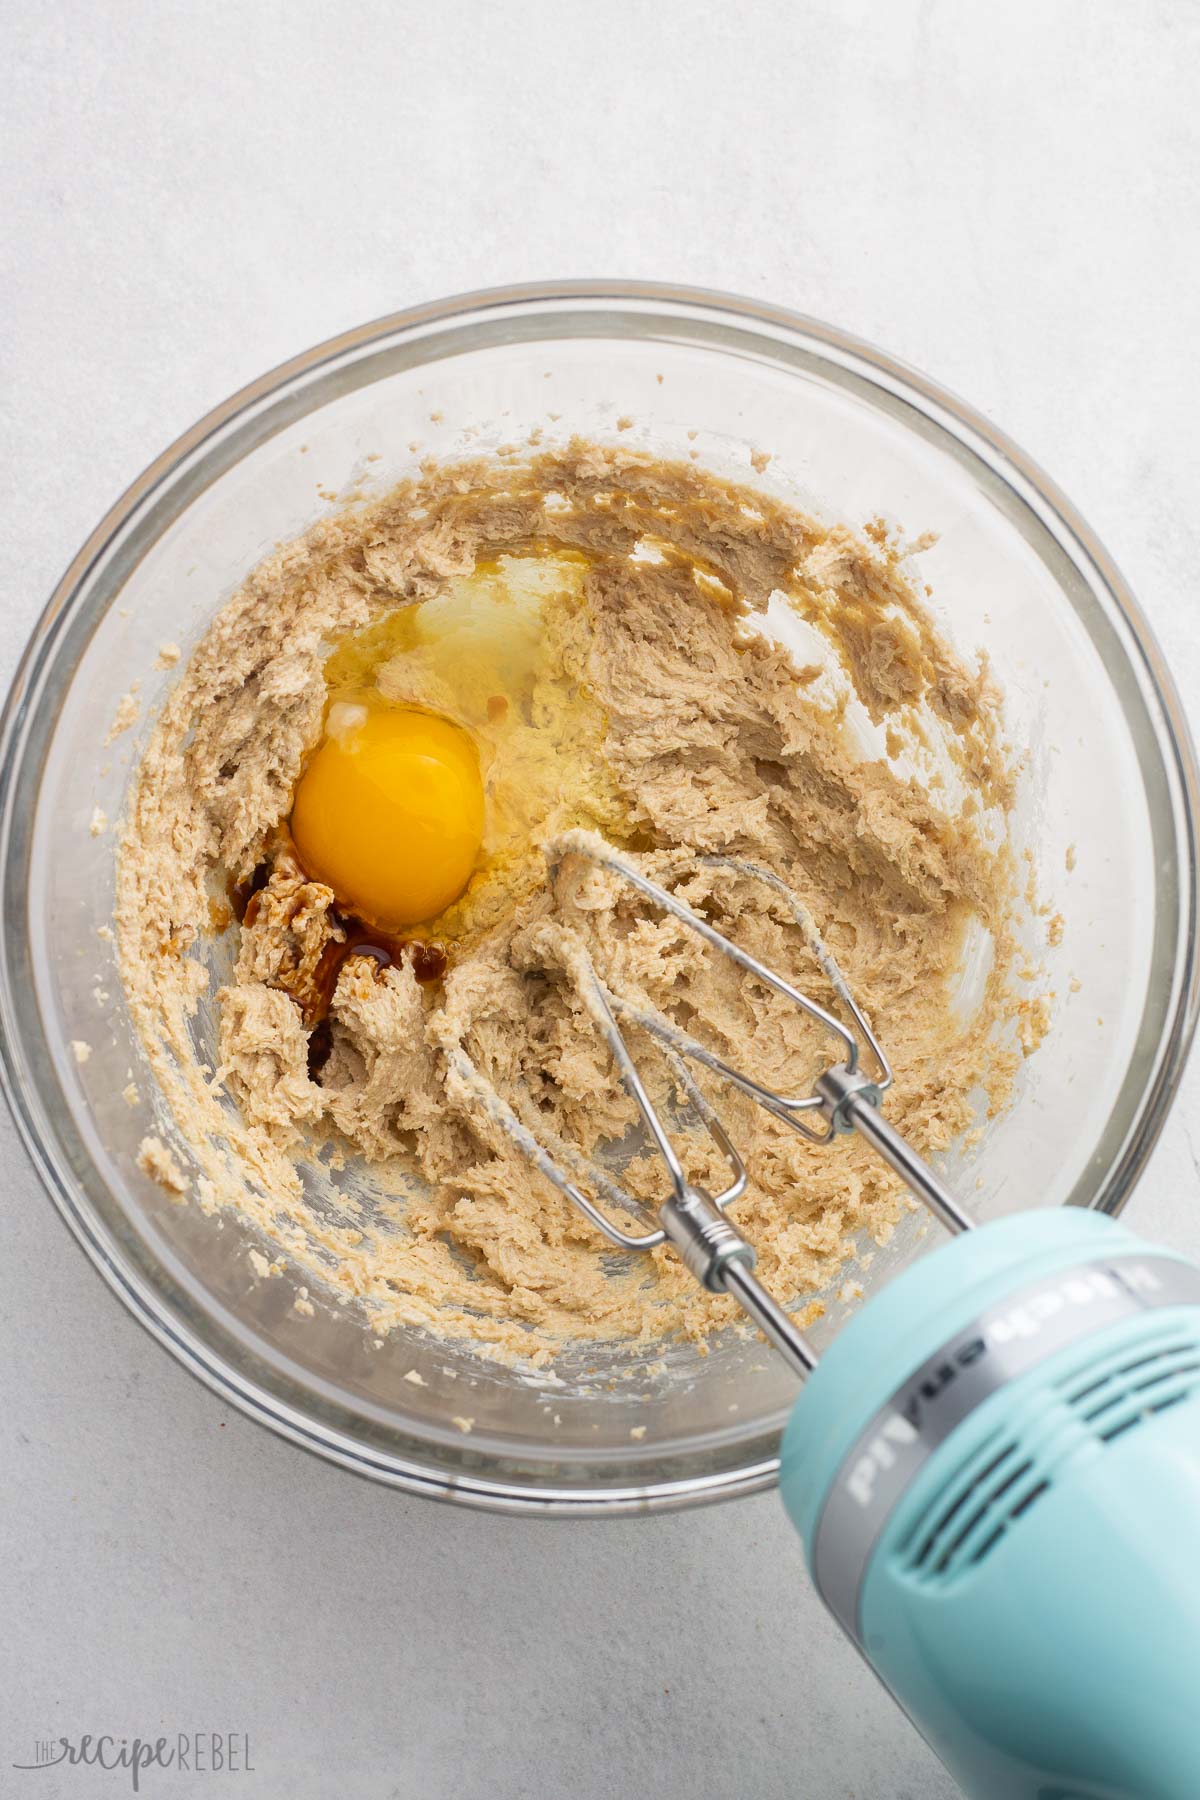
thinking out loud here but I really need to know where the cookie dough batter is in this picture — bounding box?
[117,442,1027,1364]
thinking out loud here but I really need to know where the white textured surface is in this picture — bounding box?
[3,3,1200,1796]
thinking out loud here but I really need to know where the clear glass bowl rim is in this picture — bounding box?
[2,278,1198,1516]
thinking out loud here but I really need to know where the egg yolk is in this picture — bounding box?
[291,701,484,929]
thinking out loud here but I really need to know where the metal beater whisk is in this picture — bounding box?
[443,830,975,1378]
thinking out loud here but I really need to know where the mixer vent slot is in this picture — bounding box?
[1059,1332,1200,1444]
[900,1434,1049,1581]
[896,1327,1200,1588]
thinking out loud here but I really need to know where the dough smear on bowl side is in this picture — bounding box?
[116,440,1038,1366]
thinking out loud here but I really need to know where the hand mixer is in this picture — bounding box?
[451,833,1200,1800]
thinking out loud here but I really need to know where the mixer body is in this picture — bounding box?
[781,1210,1200,1800]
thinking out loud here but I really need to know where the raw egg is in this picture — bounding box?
[291,699,484,929]
[302,551,624,946]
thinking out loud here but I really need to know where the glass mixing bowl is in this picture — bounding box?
[2,282,1197,1513]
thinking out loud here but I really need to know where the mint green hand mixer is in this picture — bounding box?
[452,833,1200,1800]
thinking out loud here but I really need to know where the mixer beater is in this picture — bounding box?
[445,828,974,1378]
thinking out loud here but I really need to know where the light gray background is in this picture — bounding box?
[3,3,1199,1796]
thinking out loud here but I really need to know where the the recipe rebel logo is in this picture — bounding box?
[13,1732,255,1791]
